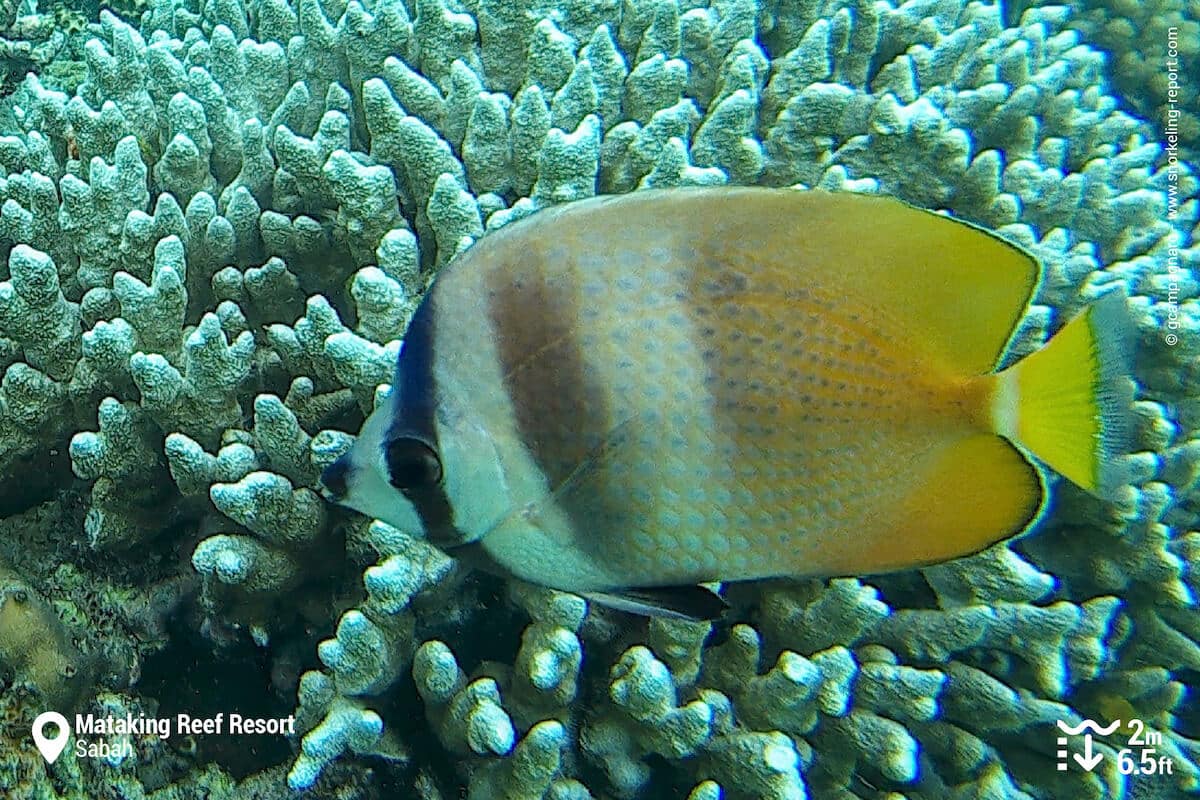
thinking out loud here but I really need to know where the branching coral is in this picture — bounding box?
[1061,0,1199,163]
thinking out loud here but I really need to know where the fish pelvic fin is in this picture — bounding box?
[582,585,729,622]
[992,289,1134,500]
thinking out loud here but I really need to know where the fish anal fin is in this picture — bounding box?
[847,433,1045,575]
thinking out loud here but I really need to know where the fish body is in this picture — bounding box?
[322,187,1131,613]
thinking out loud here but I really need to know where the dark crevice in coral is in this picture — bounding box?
[701,609,737,650]
[865,40,910,93]
[430,571,522,675]
[318,399,367,444]
[1002,0,1037,28]
[69,501,205,586]
[869,569,941,610]
[372,673,464,796]
[1176,669,1200,739]
[137,604,294,781]
[639,753,699,798]
[0,442,73,517]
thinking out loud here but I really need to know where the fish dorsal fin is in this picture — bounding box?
[826,191,1038,373]
[690,188,1042,375]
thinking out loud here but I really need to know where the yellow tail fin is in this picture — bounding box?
[993,290,1133,499]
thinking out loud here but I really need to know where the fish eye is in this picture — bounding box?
[384,437,443,490]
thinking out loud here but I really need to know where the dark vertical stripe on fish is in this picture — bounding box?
[486,259,626,538]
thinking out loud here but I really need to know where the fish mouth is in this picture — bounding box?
[319,456,351,502]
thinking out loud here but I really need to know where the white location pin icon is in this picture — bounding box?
[32,711,71,764]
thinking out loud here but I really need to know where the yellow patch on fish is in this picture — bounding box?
[323,187,1132,617]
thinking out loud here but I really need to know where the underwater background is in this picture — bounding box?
[0,0,1196,798]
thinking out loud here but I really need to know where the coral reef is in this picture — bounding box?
[0,0,1195,797]
[1062,0,1199,163]
[0,0,92,98]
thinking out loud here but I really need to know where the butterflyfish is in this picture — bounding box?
[321,187,1132,620]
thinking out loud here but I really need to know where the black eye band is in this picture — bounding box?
[384,437,443,491]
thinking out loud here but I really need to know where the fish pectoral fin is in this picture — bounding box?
[582,584,728,622]
[545,415,642,499]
